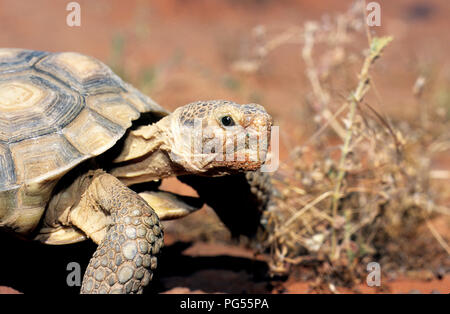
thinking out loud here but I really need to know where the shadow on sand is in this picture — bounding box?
[0,233,271,294]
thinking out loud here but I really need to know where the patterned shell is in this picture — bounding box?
[0,48,168,193]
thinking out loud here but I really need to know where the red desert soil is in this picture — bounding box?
[0,0,449,294]
[282,275,450,294]
[1,240,449,294]
[160,241,450,294]
[0,287,20,294]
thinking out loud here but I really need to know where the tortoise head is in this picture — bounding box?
[111,100,272,185]
[168,100,273,175]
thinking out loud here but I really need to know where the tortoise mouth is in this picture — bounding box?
[208,161,264,173]
[194,166,259,178]
[199,147,268,174]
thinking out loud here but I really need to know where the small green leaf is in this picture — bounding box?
[370,36,393,54]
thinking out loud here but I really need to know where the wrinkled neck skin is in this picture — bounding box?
[109,109,216,187]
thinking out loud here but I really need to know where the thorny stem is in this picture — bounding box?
[330,36,393,261]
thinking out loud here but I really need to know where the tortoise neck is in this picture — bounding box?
[110,150,185,187]
[108,115,187,186]
[112,116,171,163]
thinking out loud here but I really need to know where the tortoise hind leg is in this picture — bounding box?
[72,171,163,294]
[138,190,204,220]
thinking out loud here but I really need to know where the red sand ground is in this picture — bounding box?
[0,0,449,294]
[160,241,450,294]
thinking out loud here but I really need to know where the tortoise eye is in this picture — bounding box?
[221,115,235,127]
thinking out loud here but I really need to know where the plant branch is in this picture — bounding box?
[330,36,393,260]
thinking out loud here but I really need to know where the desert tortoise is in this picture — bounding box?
[0,49,273,294]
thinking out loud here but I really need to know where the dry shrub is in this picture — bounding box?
[246,1,450,287]
[262,111,448,280]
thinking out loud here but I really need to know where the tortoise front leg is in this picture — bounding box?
[75,171,164,294]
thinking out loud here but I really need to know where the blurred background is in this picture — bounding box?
[0,0,447,128]
[0,0,449,294]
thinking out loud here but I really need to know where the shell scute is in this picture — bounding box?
[0,49,48,74]
[62,108,124,155]
[9,133,84,185]
[35,52,126,95]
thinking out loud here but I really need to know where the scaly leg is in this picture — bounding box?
[74,171,164,294]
